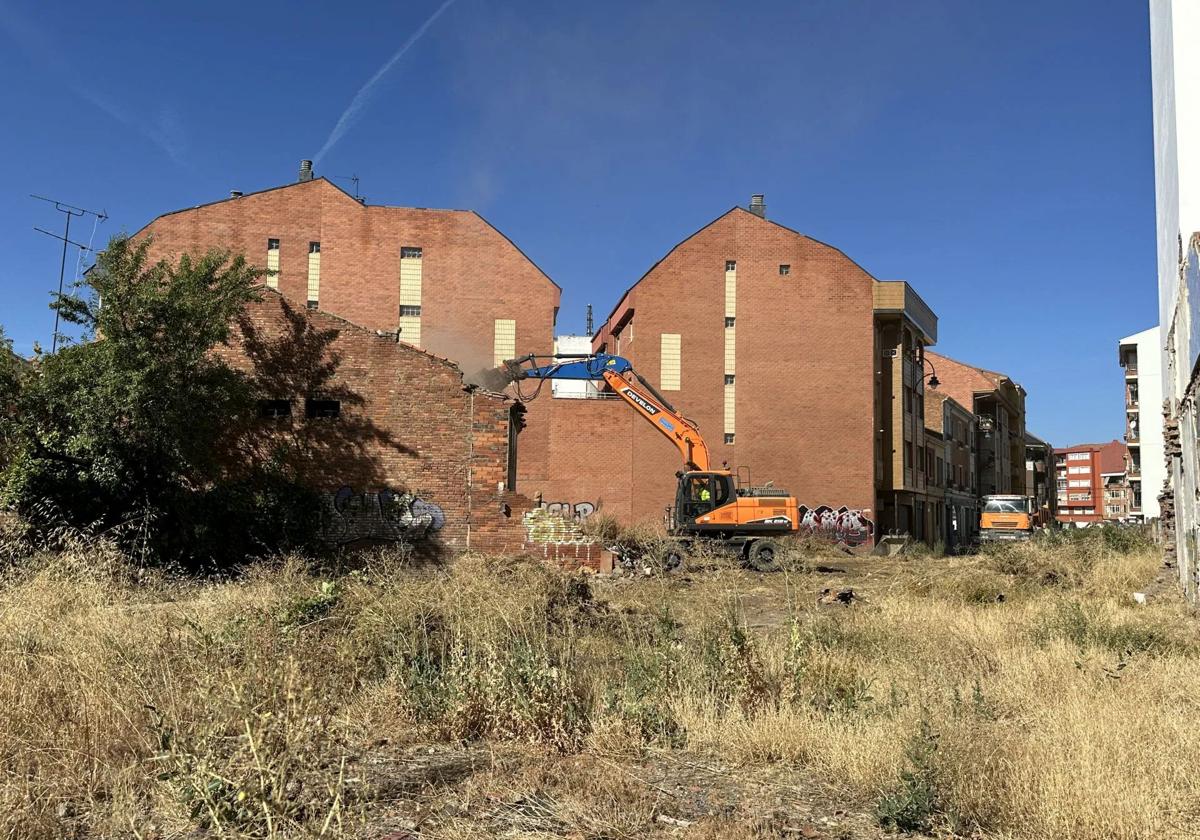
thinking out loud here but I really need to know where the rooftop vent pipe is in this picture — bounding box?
[298,160,314,182]
[749,194,766,219]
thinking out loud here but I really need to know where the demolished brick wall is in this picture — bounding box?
[217,290,534,556]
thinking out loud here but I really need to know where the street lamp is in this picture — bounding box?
[920,356,940,389]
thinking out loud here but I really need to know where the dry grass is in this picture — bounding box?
[0,529,1195,838]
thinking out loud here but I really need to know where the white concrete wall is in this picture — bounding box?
[551,335,601,398]
[1121,326,1165,519]
[1152,0,1200,335]
[1152,0,1200,595]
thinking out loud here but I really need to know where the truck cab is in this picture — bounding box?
[979,495,1037,542]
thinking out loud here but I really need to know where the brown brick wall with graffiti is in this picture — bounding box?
[134,175,562,508]
[215,291,533,555]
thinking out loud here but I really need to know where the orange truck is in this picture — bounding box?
[979,494,1049,542]
[501,353,801,570]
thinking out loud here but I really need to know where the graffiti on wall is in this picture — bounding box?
[320,486,446,545]
[538,500,597,522]
[797,505,875,547]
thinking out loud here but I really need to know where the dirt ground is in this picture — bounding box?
[348,545,1187,840]
[360,743,891,839]
[348,554,977,840]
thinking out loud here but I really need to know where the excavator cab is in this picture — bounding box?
[674,471,736,525]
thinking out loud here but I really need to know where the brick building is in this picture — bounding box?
[132,162,568,518]
[532,199,941,545]
[218,290,534,554]
[135,165,560,376]
[1053,440,1129,526]
[927,352,1028,498]
[925,391,979,548]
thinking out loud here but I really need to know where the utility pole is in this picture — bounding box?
[31,195,107,352]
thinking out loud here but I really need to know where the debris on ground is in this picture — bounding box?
[817,587,857,607]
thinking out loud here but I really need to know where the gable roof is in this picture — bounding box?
[132,177,560,292]
[599,205,883,330]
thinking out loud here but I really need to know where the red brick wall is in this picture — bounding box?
[135,177,561,525]
[218,292,532,554]
[534,208,878,527]
[1055,440,1129,525]
[535,397,639,523]
[136,178,559,377]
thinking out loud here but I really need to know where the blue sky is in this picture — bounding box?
[0,0,1154,447]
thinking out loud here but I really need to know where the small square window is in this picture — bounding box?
[400,305,422,317]
[724,433,735,444]
[306,300,318,310]
[725,374,735,385]
[305,398,341,419]
[779,264,790,275]
[259,399,291,419]
[309,242,321,254]
[401,246,423,259]
[725,316,736,328]
[267,238,280,251]
[725,260,736,272]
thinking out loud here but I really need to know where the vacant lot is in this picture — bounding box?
[1,530,1197,839]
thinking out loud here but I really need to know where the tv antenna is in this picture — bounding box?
[31,194,107,352]
[329,173,361,198]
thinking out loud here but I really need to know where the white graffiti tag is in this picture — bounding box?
[320,486,446,545]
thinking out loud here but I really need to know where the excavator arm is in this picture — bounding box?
[504,354,711,471]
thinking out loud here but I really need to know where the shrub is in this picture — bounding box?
[699,599,773,713]
[877,717,941,833]
[603,608,685,747]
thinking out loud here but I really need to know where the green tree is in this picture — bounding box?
[0,236,319,567]
[0,328,22,466]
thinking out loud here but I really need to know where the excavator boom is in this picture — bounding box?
[504,354,711,471]
[500,352,806,568]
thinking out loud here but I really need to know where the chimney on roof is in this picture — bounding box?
[749,194,766,219]
[298,160,314,182]
[230,190,243,198]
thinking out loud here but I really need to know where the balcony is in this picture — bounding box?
[873,281,938,344]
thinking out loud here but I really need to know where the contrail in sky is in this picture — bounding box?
[313,0,458,165]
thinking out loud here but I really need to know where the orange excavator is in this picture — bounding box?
[501,353,799,570]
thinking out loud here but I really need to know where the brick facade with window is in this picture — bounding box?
[133,172,563,509]
[1052,440,1130,526]
[214,290,535,554]
[526,206,943,544]
[135,176,560,374]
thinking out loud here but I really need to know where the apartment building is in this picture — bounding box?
[533,197,941,544]
[925,392,979,548]
[1054,440,1129,526]
[135,162,560,372]
[927,352,1028,498]
[1151,0,1200,594]
[1024,432,1057,516]
[130,162,565,551]
[1118,327,1165,521]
